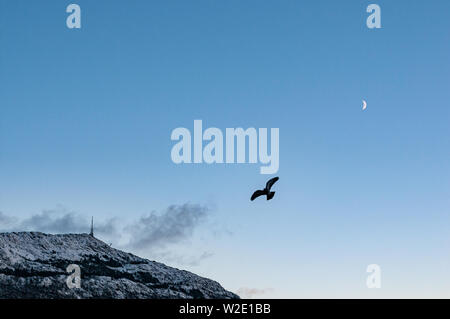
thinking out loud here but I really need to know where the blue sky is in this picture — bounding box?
[1,1,449,297]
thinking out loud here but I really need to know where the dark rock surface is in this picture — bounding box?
[0,232,238,299]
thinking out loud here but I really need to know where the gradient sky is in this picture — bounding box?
[1,0,449,298]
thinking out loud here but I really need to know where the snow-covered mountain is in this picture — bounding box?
[0,232,238,299]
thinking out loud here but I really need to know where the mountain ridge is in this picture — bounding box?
[0,232,238,299]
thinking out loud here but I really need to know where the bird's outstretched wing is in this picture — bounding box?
[251,189,266,201]
[265,177,279,191]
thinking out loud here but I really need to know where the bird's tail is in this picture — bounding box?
[267,191,275,200]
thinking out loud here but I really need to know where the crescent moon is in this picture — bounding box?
[362,100,367,110]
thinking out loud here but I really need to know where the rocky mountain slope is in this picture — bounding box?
[0,232,238,299]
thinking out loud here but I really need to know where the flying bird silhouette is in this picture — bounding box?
[251,177,279,201]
